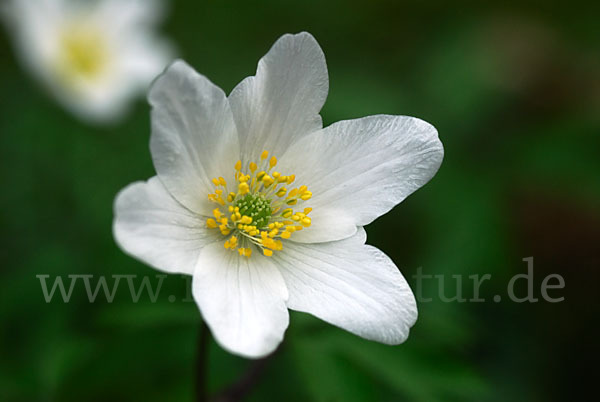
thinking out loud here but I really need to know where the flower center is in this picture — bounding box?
[234,194,272,229]
[57,24,109,81]
[206,150,312,258]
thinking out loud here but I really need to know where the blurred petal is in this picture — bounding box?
[193,242,289,358]
[2,0,173,124]
[113,177,218,275]
[95,0,166,31]
[281,115,443,243]
[275,228,417,344]
[229,32,328,162]
[149,60,239,215]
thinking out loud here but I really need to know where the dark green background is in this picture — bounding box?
[1,0,598,401]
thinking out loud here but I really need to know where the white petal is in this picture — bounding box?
[274,228,417,344]
[113,177,218,275]
[228,32,328,162]
[193,242,289,358]
[95,0,166,32]
[286,207,357,243]
[280,115,443,243]
[116,35,172,87]
[2,0,64,79]
[149,60,239,215]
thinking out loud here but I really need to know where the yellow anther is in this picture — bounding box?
[223,235,238,250]
[262,175,274,187]
[206,150,313,258]
[238,247,251,257]
[265,237,277,247]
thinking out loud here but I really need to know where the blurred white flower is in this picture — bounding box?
[113,33,444,358]
[2,0,173,123]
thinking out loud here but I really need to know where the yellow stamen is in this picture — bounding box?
[205,151,313,259]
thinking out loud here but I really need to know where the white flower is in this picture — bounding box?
[113,33,443,358]
[1,0,173,123]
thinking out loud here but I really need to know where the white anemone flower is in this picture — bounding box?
[113,33,443,358]
[1,0,173,123]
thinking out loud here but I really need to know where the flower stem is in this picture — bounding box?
[213,344,281,402]
[196,320,211,402]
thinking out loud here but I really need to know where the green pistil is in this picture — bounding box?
[234,194,272,229]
